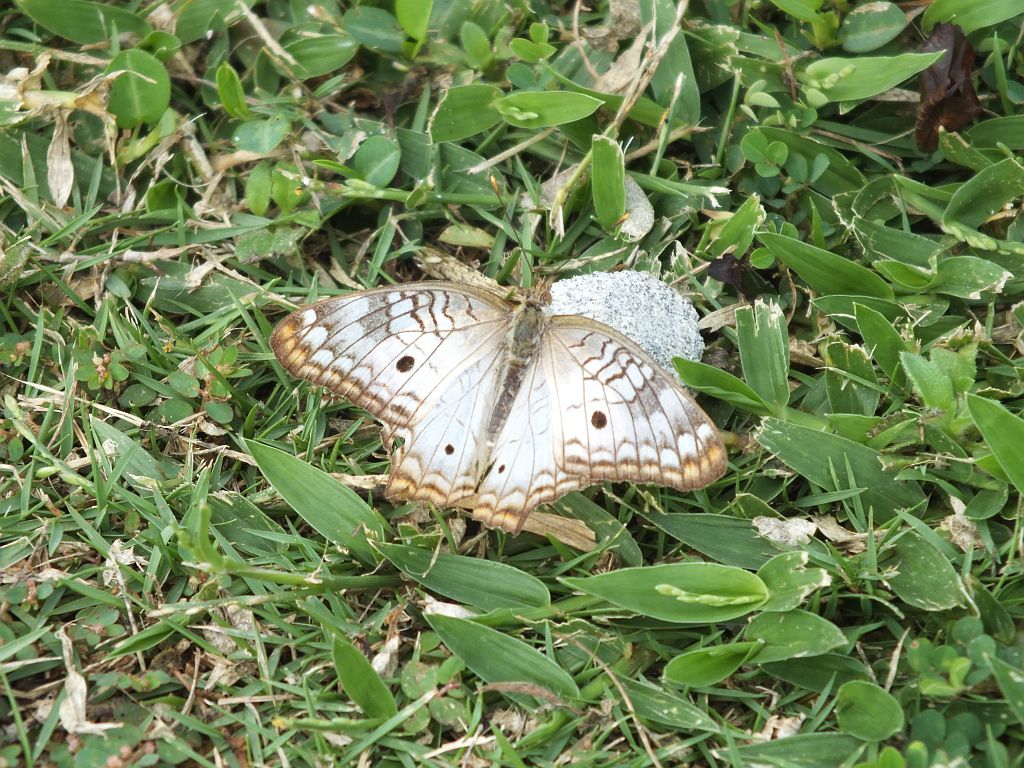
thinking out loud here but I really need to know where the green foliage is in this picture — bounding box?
[2,1,1024,766]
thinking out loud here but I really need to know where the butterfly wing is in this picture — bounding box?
[543,316,727,490]
[271,282,513,505]
[470,315,726,533]
[470,357,586,533]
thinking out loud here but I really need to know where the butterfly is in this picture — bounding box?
[271,281,727,533]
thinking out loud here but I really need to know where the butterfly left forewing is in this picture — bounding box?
[272,283,516,508]
[543,316,727,491]
[271,283,510,431]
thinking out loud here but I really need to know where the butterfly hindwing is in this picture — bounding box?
[471,357,584,533]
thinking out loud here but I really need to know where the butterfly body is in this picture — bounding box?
[271,281,726,533]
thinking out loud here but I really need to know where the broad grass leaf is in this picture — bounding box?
[746,610,846,663]
[674,359,773,415]
[642,511,782,570]
[966,394,1024,494]
[17,0,150,44]
[89,417,173,488]
[756,419,925,519]
[497,91,602,129]
[722,734,865,767]
[615,677,721,732]
[985,654,1024,726]
[285,35,359,80]
[246,440,384,564]
[426,614,580,701]
[736,300,790,411]
[563,563,768,623]
[922,0,1024,35]
[591,136,625,232]
[375,542,550,611]
[943,158,1024,229]
[802,52,942,103]
[207,492,286,556]
[332,635,398,720]
[762,653,872,693]
[967,116,1024,150]
[900,351,955,411]
[886,530,967,611]
[759,233,894,300]
[854,303,905,380]
[836,681,903,741]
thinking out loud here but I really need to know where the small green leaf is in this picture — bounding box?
[674,359,773,415]
[985,654,1024,726]
[375,542,550,612]
[285,35,359,79]
[215,62,250,119]
[664,641,763,687]
[332,635,398,719]
[232,115,291,153]
[352,135,401,188]
[760,233,894,300]
[900,352,953,411]
[245,161,271,216]
[736,300,790,411]
[836,681,904,741]
[395,0,430,42]
[106,49,171,128]
[341,6,405,53]
[801,52,942,103]
[430,84,502,142]
[886,531,966,611]
[17,0,150,44]
[943,157,1024,230]
[460,22,493,70]
[839,2,908,53]
[591,136,625,231]
[757,551,831,612]
[854,303,905,380]
[756,419,926,518]
[616,677,720,731]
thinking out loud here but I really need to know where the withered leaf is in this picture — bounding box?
[915,23,981,152]
[707,254,771,301]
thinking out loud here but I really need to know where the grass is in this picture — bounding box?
[2,1,1024,766]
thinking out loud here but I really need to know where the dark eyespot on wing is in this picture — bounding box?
[591,410,607,429]
[396,355,415,372]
